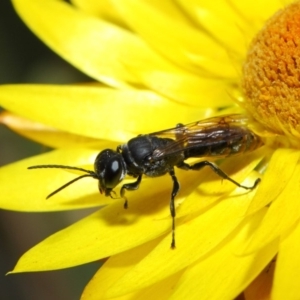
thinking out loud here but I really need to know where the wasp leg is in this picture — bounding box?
[120,174,142,208]
[169,168,180,249]
[178,161,260,190]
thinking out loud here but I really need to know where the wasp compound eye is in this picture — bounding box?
[94,149,126,192]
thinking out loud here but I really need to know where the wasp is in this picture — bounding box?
[28,114,263,248]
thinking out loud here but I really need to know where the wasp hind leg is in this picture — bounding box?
[120,174,142,208]
[178,161,260,190]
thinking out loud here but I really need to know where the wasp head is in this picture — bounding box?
[94,149,126,197]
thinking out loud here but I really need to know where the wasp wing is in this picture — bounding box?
[148,114,259,160]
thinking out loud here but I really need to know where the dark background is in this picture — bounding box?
[0,1,101,299]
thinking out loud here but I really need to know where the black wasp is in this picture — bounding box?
[28,114,263,248]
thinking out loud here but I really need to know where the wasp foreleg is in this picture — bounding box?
[169,168,180,249]
[120,174,143,208]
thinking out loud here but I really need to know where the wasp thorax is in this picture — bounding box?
[242,2,300,140]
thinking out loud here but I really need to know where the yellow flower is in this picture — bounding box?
[0,0,299,299]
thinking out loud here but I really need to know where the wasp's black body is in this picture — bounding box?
[121,136,182,177]
[29,114,263,248]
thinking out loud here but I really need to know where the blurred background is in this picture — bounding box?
[0,1,102,299]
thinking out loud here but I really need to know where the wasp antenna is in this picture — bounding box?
[28,164,95,175]
[46,174,97,199]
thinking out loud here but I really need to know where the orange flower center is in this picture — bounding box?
[242,1,300,139]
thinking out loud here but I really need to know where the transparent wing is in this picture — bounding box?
[148,114,256,160]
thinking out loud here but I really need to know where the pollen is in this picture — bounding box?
[242,1,300,138]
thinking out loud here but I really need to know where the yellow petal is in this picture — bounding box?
[247,148,300,214]
[231,0,284,33]
[140,73,237,108]
[84,254,184,300]
[0,148,106,211]
[105,189,261,297]
[176,0,252,56]
[0,84,206,142]
[244,262,274,300]
[12,0,232,106]
[12,0,138,87]
[72,0,125,27]
[112,0,237,78]
[86,268,183,300]
[243,164,300,254]
[81,239,162,300]
[170,209,277,300]
[10,174,177,271]
[0,111,111,148]
[272,221,300,300]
